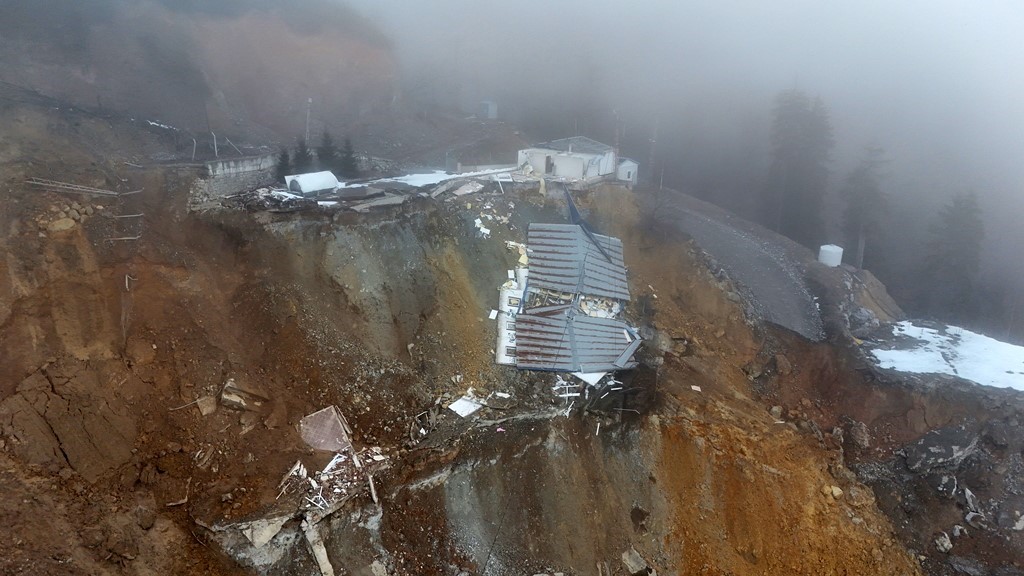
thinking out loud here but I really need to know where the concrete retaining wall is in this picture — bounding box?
[189,154,276,211]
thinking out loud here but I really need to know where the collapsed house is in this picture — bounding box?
[496,220,641,383]
[516,136,639,184]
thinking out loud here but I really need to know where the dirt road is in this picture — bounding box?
[641,188,825,341]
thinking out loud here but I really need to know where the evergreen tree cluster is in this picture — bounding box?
[274,131,360,182]
[762,88,833,248]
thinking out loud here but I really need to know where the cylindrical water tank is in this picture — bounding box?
[818,244,844,267]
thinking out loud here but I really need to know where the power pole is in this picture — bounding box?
[647,118,658,185]
[305,98,313,143]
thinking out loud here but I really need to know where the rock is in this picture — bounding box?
[769,405,784,420]
[965,511,986,529]
[849,306,880,338]
[947,555,988,576]
[370,560,388,576]
[845,486,875,508]
[48,218,76,232]
[984,422,1012,448]
[140,463,158,485]
[742,361,763,379]
[196,396,217,416]
[904,425,979,473]
[104,530,138,561]
[775,354,792,375]
[828,463,857,485]
[80,526,106,548]
[830,485,844,499]
[71,201,81,211]
[85,205,95,216]
[68,209,81,221]
[621,547,650,575]
[239,516,291,548]
[60,204,70,212]
[935,532,953,553]
[849,421,871,449]
[137,506,156,530]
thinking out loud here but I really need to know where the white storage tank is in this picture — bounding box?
[818,244,844,267]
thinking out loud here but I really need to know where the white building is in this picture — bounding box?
[284,171,339,196]
[517,136,618,182]
[617,158,639,186]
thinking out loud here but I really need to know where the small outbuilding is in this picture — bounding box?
[284,171,339,196]
[617,158,639,186]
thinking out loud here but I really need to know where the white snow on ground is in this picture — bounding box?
[338,167,514,189]
[269,190,303,200]
[870,321,1024,390]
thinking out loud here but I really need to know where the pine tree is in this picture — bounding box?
[763,89,834,248]
[921,192,985,322]
[339,137,359,178]
[293,137,314,173]
[841,146,889,269]
[317,131,338,172]
[274,148,292,182]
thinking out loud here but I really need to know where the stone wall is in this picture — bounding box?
[189,154,276,211]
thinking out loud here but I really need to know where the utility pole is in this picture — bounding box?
[305,98,313,143]
[647,118,658,185]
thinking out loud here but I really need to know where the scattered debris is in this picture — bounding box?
[219,379,268,411]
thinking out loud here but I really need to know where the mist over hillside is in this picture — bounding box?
[0,0,396,140]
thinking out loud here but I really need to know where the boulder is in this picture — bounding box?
[904,426,979,473]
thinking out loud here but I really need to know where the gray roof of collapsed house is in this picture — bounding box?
[527,223,629,301]
[514,305,641,372]
[533,136,613,156]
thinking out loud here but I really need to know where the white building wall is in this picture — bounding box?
[552,155,585,179]
[617,160,639,184]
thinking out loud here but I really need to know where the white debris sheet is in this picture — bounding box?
[300,406,353,452]
[869,321,1024,390]
[448,395,484,417]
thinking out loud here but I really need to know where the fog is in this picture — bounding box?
[348,0,1024,311]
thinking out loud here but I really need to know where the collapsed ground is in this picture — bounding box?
[0,90,1020,576]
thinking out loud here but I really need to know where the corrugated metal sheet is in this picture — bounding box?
[534,136,613,155]
[514,307,640,372]
[527,223,629,301]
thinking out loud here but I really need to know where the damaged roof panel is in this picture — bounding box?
[527,223,629,301]
[515,309,640,373]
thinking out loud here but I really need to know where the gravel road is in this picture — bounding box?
[643,188,825,341]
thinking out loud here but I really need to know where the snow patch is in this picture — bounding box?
[870,321,1024,391]
[339,167,513,190]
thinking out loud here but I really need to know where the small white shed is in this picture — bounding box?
[617,158,639,185]
[284,171,339,196]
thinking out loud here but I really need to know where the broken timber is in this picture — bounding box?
[25,177,143,197]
